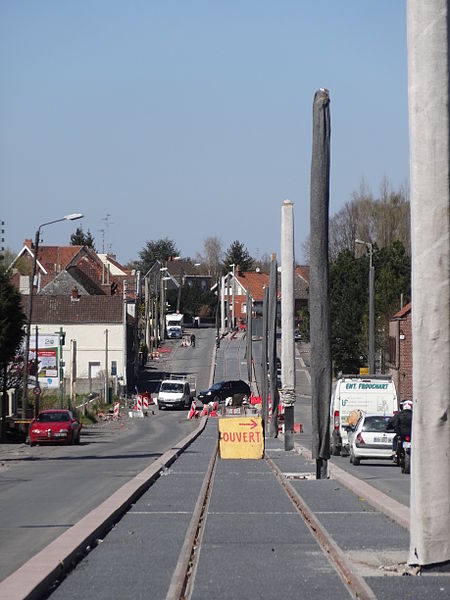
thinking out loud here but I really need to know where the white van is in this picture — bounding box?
[157,375,196,410]
[330,376,398,456]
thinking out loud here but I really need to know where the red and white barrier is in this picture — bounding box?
[201,404,209,417]
[113,402,120,420]
[136,396,143,413]
[143,395,149,412]
[187,400,197,419]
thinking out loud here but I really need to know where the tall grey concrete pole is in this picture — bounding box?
[226,272,231,331]
[281,199,296,450]
[123,279,128,392]
[310,88,332,479]
[246,289,252,384]
[262,285,269,428]
[268,253,279,437]
[368,250,375,374]
[408,0,450,567]
[220,275,225,335]
[231,264,236,328]
[144,276,149,350]
[104,329,109,404]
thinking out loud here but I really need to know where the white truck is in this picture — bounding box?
[330,375,398,456]
[165,313,184,339]
[157,375,196,410]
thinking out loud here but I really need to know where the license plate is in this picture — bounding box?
[403,441,411,449]
[373,436,388,443]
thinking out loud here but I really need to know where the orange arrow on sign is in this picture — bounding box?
[238,419,258,429]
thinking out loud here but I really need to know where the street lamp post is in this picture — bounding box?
[355,239,375,374]
[159,266,168,340]
[21,213,83,418]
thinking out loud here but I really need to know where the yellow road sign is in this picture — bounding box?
[218,416,264,459]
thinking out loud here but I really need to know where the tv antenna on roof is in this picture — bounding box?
[99,214,114,253]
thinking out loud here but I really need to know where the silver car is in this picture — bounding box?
[348,413,395,466]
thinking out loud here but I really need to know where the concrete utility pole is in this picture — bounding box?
[231,263,236,329]
[355,239,375,374]
[123,280,128,393]
[246,289,252,384]
[220,275,226,335]
[407,0,450,567]
[144,276,150,350]
[104,329,109,404]
[310,88,332,479]
[281,199,296,451]
[226,272,231,330]
[268,254,279,437]
[70,339,76,410]
[262,285,269,428]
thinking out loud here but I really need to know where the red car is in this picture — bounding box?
[29,409,82,446]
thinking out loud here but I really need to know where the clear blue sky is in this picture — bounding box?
[0,0,408,265]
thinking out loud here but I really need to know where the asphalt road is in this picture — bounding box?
[252,339,411,507]
[0,329,411,585]
[0,327,216,583]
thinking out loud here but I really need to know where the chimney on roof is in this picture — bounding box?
[71,286,80,301]
[24,239,33,249]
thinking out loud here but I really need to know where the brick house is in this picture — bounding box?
[389,302,412,403]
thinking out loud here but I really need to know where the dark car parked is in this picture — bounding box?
[197,380,251,405]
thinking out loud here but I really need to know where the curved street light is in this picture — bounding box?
[355,238,375,374]
[21,213,84,418]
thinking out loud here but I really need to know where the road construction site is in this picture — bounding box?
[0,328,448,600]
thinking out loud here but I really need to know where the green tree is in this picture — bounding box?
[373,241,411,371]
[330,250,367,375]
[70,227,96,249]
[138,238,180,275]
[223,241,254,274]
[0,268,26,440]
[166,285,217,320]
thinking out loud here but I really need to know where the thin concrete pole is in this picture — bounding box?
[246,289,252,384]
[368,256,375,374]
[310,88,332,479]
[231,264,236,328]
[144,276,149,349]
[220,276,225,335]
[104,329,109,404]
[408,0,450,567]
[268,253,279,437]
[123,280,128,393]
[70,339,77,411]
[281,199,296,450]
[262,285,269,428]
[226,272,231,331]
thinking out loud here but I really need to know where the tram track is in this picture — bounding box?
[167,443,377,600]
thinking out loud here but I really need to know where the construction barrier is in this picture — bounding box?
[187,400,197,419]
[113,402,120,420]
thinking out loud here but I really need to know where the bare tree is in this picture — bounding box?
[308,178,411,262]
[201,236,223,280]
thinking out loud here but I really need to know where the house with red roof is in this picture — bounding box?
[217,265,310,328]
[388,302,412,402]
[10,241,139,397]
